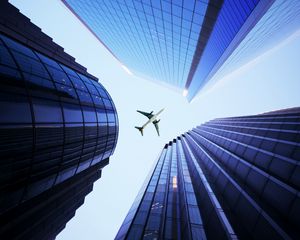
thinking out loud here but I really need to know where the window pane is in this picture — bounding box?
[106,110,115,122]
[97,108,107,122]
[60,64,77,77]
[56,83,78,100]
[92,95,104,107]
[83,106,97,122]
[0,65,21,79]
[85,83,98,95]
[77,73,92,84]
[92,81,109,98]
[0,44,17,68]
[103,98,113,109]
[33,99,63,123]
[77,90,93,104]
[37,52,61,69]
[69,75,87,91]
[46,66,72,86]
[63,103,83,122]
[0,95,32,123]
[11,51,49,78]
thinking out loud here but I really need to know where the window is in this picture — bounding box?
[0,65,21,79]
[77,90,93,104]
[134,211,148,225]
[186,192,197,205]
[85,82,98,95]
[188,205,202,224]
[60,64,77,77]
[106,110,115,122]
[0,95,32,123]
[33,99,63,123]
[146,214,161,230]
[96,108,107,122]
[55,166,77,185]
[103,98,113,109]
[92,81,109,98]
[126,225,143,240]
[92,95,105,107]
[63,103,83,122]
[108,124,116,134]
[69,75,87,91]
[0,44,17,68]
[37,52,61,69]
[82,106,97,122]
[46,66,72,86]
[11,51,49,78]
[56,83,78,100]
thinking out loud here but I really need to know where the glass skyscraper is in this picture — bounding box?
[0,1,118,239]
[116,107,300,239]
[62,0,300,101]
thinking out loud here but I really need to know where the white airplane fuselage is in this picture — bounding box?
[141,108,164,129]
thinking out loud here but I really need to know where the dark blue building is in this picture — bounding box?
[62,0,300,101]
[116,107,300,239]
[0,1,118,239]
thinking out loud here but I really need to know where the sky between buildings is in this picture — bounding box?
[10,0,300,239]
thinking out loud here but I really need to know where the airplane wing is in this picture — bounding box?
[137,110,154,119]
[153,120,160,136]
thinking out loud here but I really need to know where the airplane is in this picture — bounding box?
[135,108,164,136]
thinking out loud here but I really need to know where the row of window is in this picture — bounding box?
[200,125,297,156]
[203,123,299,143]
[213,114,300,123]
[185,134,275,236]
[194,127,299,190]
[210,120,299,131]
[0,33,118,127]
[186,132,299,238]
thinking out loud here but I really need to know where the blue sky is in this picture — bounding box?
[10,0,300,239]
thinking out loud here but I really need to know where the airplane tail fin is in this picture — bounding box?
[135,126,144,136]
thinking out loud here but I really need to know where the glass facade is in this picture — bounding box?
[0,28,118,238]
[63,0,300,101]
[62,0,213,89]
[116,107,300,239]
[189,0,300,100]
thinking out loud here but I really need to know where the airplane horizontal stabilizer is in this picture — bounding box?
[135,126,144,136]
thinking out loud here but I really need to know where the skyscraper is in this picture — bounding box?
[0,1,118,239]
[62,0,300,101]
[116,107,300,239]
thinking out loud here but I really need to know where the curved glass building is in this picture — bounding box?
[0,1,118,239]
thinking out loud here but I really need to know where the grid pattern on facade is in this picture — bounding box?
[63,0,211,89]
[0,32,118,214]
[63,0,300,101]
[200,0,300,95]
[116,108,300,239]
